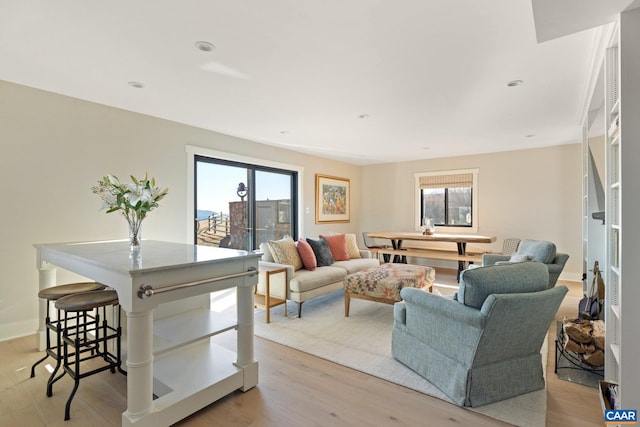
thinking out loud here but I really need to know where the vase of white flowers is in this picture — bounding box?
[92,173,168,250]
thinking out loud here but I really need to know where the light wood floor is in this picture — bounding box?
[1,268,603,426]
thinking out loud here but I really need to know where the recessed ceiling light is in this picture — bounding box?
[358,114,370,119]
[195,41,215,52]
[507,80,523,87]
[128,81,144,89]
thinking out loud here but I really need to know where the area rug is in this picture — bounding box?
[253,290,547,427]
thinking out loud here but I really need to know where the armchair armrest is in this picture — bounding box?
[400,287,485,329]
[482,253,510,266]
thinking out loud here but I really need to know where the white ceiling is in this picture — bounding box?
[0,1,627,165]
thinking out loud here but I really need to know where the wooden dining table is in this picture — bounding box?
[366,231,496,277]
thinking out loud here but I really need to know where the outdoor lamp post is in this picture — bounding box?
[237,182,248,201]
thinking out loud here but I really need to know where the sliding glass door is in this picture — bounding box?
[195,156,297,251]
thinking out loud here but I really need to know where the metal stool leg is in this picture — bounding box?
[30,303,53,378]
[64,323,82,421]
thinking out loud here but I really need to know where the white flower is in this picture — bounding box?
[92,173,168,222]
[106,174,120,186]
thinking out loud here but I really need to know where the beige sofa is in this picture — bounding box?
[259,242,380,317]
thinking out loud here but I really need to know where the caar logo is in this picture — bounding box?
[604,409,637,424]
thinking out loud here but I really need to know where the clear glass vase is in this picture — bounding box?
[128,221,142,250]
[421,218,436,235]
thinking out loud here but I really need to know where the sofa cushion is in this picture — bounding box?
[332,257,381,274]
[458,262,549,309]
[345,233,361,259]
[296,239,317,271]
[268,237,303,271]
[320,234,350,261]
[307,237,335,267]
[516,239,556,264]
[289,266,347,293]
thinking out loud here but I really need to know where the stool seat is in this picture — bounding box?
[55,290,118,312]
[38,282,105,300]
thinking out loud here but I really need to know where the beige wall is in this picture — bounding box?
[0,80,583,342]
[360,145,582,279]
[0,81,360,341]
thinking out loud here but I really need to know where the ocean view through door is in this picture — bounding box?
[194,156,297,251]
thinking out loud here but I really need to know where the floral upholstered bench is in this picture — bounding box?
[343,263,435,316]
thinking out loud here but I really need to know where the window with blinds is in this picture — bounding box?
[415,169,478,229]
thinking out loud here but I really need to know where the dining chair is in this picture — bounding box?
[501,238,521,255]
[362,232,390,262]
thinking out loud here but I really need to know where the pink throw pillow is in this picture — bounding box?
[297,239,317,271]
[320,234,350,261]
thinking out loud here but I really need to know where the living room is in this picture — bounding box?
[2,1,639,426]
[1,80,591,426]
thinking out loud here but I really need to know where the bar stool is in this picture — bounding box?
[30,282,106,396]
[55,289,124,420]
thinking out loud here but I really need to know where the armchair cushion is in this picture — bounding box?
[458,262,549,309]
[516,239,556,263]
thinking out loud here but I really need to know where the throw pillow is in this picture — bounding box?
[306,237,335,267]
[516,239,556,263]
[259,242,275,262]
[268,237,303,271]
[344,233,361,259]
[296,239,317,271]
[319,234,350,261]
[509,253,531,263]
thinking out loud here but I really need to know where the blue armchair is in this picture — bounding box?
[482,239,569,288]
[392,262,568,407]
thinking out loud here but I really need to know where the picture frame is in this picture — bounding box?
[316,174,350,223]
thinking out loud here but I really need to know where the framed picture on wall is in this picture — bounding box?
[316,174,350,223]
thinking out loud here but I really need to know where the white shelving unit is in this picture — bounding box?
[601,8,640,412]
[604,39,621,386]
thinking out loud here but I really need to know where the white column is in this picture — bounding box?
[236,283,254,365]
[123,309,154,423]
[236,282,258,390]
[35,262,56,351]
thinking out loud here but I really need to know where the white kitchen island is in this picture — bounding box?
[34,240,260,427]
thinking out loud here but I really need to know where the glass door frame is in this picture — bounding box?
[186,145,305,248]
